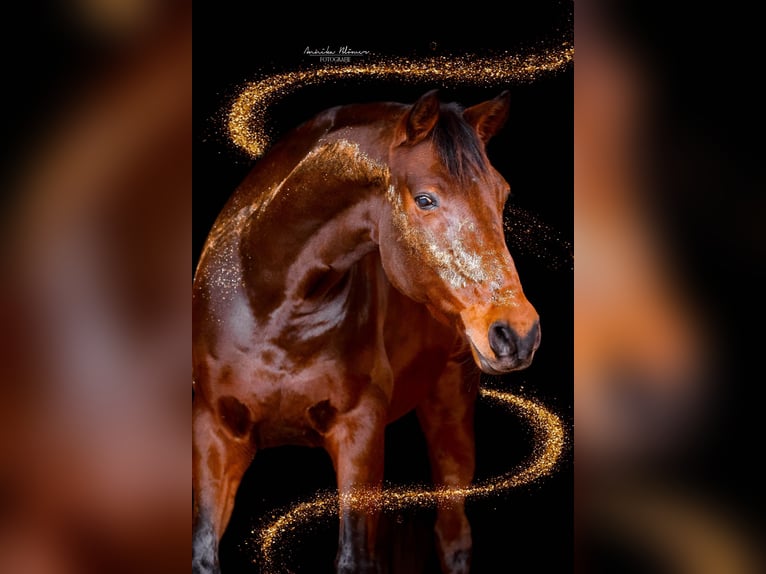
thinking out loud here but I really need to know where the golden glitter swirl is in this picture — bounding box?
[250,388,566,572]
[228,42,573,158]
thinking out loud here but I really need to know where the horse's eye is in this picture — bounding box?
[414,194,438,210]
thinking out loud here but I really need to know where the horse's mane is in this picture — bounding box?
[430,104,487,185]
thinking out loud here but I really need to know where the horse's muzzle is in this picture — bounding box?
[480,320,541,374]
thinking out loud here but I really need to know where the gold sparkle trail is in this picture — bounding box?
[251,388,566,573]
[228,42,573,158]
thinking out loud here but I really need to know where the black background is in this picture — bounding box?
[194,3,573,572]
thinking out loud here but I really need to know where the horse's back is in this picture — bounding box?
[210,109,340,227]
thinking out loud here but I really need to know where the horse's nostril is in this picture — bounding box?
[488,321,516,359]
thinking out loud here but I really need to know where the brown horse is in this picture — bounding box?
[192,90,540,574]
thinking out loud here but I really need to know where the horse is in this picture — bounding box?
[192,89,541,574]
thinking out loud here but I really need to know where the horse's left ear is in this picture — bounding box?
[463,90,511,144]
[400,89,441,145]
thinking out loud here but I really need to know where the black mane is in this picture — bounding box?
[430,104,487,184]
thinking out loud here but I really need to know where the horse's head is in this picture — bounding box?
[379,90,540,374]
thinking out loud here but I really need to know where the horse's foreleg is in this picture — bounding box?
[324,393,387,574]
[417,360,478,574]
[192,402,255,574]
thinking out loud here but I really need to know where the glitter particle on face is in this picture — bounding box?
[386,184,511,290]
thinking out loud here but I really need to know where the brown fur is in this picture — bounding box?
[192,91,540,574]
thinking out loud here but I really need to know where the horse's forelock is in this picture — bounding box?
[430,105,487,185]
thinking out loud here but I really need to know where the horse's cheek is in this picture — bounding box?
[377,227,406,288]
[381,248,424,301]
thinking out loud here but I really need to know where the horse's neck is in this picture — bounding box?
[238,136,390,317]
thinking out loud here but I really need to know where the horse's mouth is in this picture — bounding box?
[467,338,536,375]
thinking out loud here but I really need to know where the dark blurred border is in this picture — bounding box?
[576,1,766,572]
[1,2,190,573]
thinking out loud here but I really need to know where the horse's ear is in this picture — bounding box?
[401,89,441,145]
[463,90,511,144]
